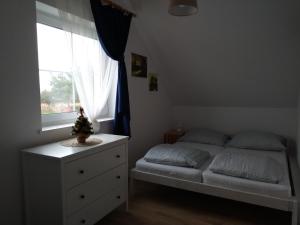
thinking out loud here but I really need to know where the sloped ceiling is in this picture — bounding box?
[129,0,300,107]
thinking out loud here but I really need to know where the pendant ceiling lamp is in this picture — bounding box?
[169,0,198,16]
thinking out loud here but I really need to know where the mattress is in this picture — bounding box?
[135,142,225,182]
[202,147,292,198]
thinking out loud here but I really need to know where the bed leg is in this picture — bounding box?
[292,201,298,225]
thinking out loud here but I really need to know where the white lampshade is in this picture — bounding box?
[169,0,198,16]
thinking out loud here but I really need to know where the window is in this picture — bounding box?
[37,23,80,115]
[36,2,117,127]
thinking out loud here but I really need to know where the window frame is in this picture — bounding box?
[41,112,78,127]
[36,1,116,128]
[36,21,79,126]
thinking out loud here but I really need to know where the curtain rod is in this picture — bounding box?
[101,0,137,17]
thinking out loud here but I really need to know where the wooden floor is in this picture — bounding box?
[96,182,291,225]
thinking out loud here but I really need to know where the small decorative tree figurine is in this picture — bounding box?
[72,107,94,144]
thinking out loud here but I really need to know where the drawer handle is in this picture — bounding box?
[81,219,86,224]
[79,170,85,174]
[116,154,121,158]
[80,194,85,199]
[117,195,121,199]
[116,175,121,179]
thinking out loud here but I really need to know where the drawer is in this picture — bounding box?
[66,164,127,215]
[65,144,125,189]
[67,187,126,225]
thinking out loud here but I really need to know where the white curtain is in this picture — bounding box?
[55,0,118,132]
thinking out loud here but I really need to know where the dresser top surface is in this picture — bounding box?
[22,134,128,159]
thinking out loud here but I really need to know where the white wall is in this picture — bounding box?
[130,0,300,108]
[0,1,171,224]
[173,106,297,140]
[125,20,172,168]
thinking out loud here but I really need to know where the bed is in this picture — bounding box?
[130,130,299,225]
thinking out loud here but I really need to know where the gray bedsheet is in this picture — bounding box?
[144,144,210,168]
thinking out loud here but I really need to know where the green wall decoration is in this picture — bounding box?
[149,73,158,91]
[131,53,147,78]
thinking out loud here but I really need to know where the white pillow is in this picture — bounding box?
[178,128,228,146]
[144,144,210,168]
[209,151,283,184]
[226,131,286,151]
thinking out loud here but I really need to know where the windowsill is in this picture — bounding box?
[96,117,114,123]
[41,117,114,133]
[41,122,74,132]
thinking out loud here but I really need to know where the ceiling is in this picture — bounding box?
[129,0,300,107]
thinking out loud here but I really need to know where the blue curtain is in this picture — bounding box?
[90,0,132,137]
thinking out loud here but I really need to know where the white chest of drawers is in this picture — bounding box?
[22,134,128,225]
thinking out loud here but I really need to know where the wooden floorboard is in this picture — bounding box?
[96,182,291,225]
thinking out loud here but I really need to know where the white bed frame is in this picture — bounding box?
[130,154,300,225]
